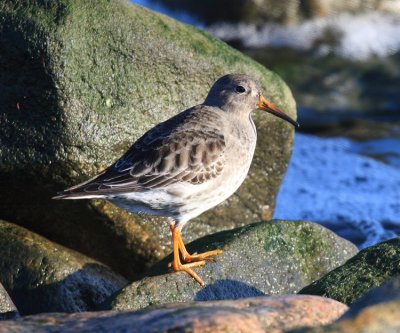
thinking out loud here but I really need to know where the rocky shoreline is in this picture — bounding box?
[0,217,399,332]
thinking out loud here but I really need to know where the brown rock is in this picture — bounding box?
[292,300,400,333]
[0,295,347,333]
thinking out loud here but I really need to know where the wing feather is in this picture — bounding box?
[58,107,226,197]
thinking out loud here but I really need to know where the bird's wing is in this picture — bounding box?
[58,108,226,196]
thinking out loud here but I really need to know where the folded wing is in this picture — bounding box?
[55,109,226,198]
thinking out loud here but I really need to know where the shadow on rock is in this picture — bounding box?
[10,263,127,315]
[195,279,265,301]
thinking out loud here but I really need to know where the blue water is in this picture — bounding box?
[274,134,400,248]
[130,0,203,27]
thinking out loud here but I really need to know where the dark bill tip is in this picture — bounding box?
[262,101,300,128]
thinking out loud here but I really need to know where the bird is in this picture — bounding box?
[54,74,299,286]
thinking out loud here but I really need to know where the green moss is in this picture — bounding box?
[1,0,71,34]
[299,238,400,305]
[263,222,291,254]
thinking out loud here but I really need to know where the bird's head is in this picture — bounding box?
[204,74,299,127]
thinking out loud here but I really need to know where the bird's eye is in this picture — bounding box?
[235,85,246,93]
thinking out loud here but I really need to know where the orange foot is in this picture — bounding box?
[169,223,223,286]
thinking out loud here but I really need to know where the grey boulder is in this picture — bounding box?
[110,220,357,311]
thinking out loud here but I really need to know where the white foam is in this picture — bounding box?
[205,12,400,60]
[274,133,400,248]
[130,1,400,60]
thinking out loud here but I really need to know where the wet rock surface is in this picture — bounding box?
[0,220,127,315]
[110,220,357,311]
[0,0,296,279]
[0,295,348,333]
[299,238,400,305]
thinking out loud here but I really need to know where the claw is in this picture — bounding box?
[182,249,223,263]
[169,223,222,286]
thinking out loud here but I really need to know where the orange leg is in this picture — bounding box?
[169,223,223,286]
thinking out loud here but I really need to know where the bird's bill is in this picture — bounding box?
[257,96,299,128]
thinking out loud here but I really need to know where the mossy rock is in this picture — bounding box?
[0,220,127,315]
[299,238,400,305]
[110,220,357,311]
[0,0,296,279]
[342,275,400,319]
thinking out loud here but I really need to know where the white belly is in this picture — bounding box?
[173,138,256,226]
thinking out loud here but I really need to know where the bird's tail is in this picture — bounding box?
[52,171,107,200]
[52,192,104,200]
